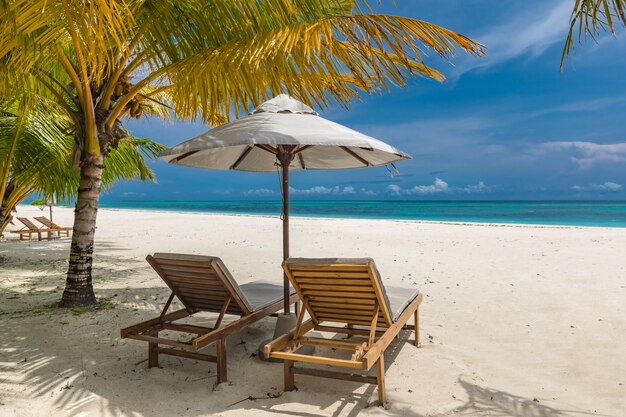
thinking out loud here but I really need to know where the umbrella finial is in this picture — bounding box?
[252,94,318,116]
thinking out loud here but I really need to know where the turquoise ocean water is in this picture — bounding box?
[98,200,626,228]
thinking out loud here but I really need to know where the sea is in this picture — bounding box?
[98,200,626,228]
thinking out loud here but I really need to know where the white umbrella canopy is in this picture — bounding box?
[159,94,410,171]
[160,95,411,313]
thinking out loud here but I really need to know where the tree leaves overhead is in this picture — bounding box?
[167,12,484,123]
[0,94,165,213]
[0,0,484,130]
[562,0,626,67]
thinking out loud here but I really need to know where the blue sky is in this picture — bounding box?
[109,1,626,201]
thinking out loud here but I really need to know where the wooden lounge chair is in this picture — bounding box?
[264,258,423,405]
[34,216,72,238]
[10,217,52,241]
[121,253,298,383]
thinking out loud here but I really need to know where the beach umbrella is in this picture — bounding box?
[159,94,411,314]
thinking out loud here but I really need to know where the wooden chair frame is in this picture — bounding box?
[34,216,72,238]
[264,259,423,405]
[121,254,298,383]
[10,217,51,241]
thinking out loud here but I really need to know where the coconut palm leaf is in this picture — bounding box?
[0,94,165,235]
[562,0,626,66]
[0,0,484,306]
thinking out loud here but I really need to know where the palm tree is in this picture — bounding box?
[0,0,484,307]
[0,94,165,239]
[563,0,626,65]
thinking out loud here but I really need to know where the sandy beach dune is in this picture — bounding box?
[1,205,625,417]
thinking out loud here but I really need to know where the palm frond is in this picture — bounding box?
[164,12,484,123]
[562,0,626,67]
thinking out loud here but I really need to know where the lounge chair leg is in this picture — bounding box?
[376,356,386,406]
[148,331,159,368]
[414,309,419,347]
[284,359,295,391]
[216,338,227,384]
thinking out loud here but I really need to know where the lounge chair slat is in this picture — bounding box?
[269,351,364,369]
[168,284,228,294]
[174,288,230,298]
[308,296,377,305]
[316,314,377,324]
[160,322,213,334]
[12,217,52,241]
[156,347,217,363]
[158,265,221,275]
[312,306,379,315]
[157,272,222,282]
[265,257,423,403]
[122,253,297,384]
[34,216,72,237]
[293,278,372,285]
[288,265,368,272]
[298,284,376,293]
[312,309,381,318]
[149,258,214,267]
[300,290,376,299]
[126,334,194,350]
[310,301,375,310]
[290,272,371,278]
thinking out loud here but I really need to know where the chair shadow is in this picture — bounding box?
[0,245,611,417]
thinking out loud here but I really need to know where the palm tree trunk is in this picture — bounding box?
[59,154,103,307]
[0,182,17,237]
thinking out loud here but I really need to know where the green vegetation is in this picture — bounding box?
[0,95,165,236]
[0,1,483,307]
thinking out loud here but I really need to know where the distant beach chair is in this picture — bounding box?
[121,253,298,383]
[34,216,72,238]
[264,258,423,405]
[10,217,52,241]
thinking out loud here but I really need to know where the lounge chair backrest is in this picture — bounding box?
[17,217,40,231]
[284,258,394,327]
[34,216,56,228]
[148,253,253,316]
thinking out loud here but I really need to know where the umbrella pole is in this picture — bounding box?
[281,158,290,313]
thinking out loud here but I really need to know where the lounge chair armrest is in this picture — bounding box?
[120,308,190,338]
[362,293,422,369]
[264,319,315,359]
[193,293,298,350]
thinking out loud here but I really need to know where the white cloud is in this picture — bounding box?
[242,188,275,196]
[244,185,375,196]
[527,96,626,119]
[453,1,572,77]
[538,141,626,168]
[387,179,449,196]
[463,181,490,193]
[289,185,358,195]
[387,178,491,196]
[411,178,450,194]
[572,182,622,192]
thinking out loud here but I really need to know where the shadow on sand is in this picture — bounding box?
[0,242,606,417]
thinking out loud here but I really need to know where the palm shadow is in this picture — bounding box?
[1,269,417,417]
[0,243,611,417]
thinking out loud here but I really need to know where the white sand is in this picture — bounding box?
[1,205,625,417]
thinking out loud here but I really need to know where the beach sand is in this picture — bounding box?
[1,205,625,417]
